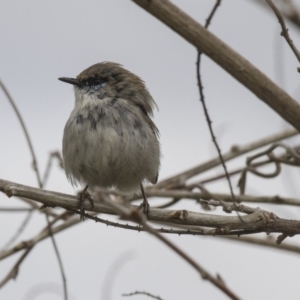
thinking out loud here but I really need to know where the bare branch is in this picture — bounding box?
[204,0,221,28]
[122,291,164,300]
[70,209,257,237]
[196,0,240,216]
[42,151,64,187]
[217,235,300,255]
[0,80,67,297]
[253,0,300,29]
[143,189,300,207]
[131,0,300,131]
[46,214,68,300]
[238,143,300,194]
[155,128,298,188]
[1,211,33,251]
[101,196,241,300]
[0,247,33,288]
[0,80,42,186]
[0,212,82,261]
[1,207,297,266]
[2,179,300,241]
[0,208,34,212]
[265,0,300,65]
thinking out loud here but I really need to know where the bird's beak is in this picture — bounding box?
[58,77,83,87]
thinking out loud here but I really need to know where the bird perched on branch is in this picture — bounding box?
[59,62,161,218]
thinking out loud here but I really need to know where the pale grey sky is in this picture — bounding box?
[1,1,300,299]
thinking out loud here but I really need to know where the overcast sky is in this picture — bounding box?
[1,1,300,299]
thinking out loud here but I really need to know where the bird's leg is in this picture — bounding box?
[78,185,94,220]
[139,183,150,214]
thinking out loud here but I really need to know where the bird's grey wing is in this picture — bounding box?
[136,103,160,138]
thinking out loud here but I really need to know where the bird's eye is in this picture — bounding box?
[83,77,107,91]
[93,79,106,89]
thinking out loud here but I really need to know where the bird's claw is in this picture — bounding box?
[78,187,94,220]
[139,198,150,215]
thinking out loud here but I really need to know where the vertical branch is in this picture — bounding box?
[0,79,68,299]
[196,1,238,204]
[265,0,300,66]
[46,214,68,300]
[0,80,42,187]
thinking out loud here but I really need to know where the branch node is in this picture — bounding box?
[168,210,189,222]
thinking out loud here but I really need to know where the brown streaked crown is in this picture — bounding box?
[77,62,157,116]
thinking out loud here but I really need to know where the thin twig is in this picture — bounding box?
[218,235,300,255]
[1,206,297,267]
[204,0,221,28]
[266,0,300,65]
[0,80,42,186]
[144,189,300,207]
[42,151,64,187]
[197,143,300,190]
[0,207,34,212]
[101,197,241,300]
[0,246,33,288]
[15,197,59,218]
[137,224,239,300]
[196,0,239,211]
[238,143,300,194]
[253,0,300,29]
[1,211,34,251]
[198,158,273,185]
[0,79,68,298]
[122,291,164,300]
[155,128,298,188]
[69,208,263,237]
[131,0,300,131]
[0,212,82,261]
[46,215,68,300]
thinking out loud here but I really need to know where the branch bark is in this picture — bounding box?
[131,0,300,131]
[155,128,298,188]
[2,179,300,237]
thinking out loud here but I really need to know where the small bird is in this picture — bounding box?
[59,62,160,217]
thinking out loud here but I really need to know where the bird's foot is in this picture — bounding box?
[78,185,94,220]
[139,183,150,215]
[138,198,150,215]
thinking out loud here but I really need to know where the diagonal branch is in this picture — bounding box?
[253,0,300,29]
[265,0,300,64]
[0,80,67,298]
[155,128,298,188]
[131,0,300,131]
[101,195,241,300]
[0,246,33,288]
[0,80,42,186]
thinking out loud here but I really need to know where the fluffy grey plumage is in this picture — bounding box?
[60,62,160,194]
